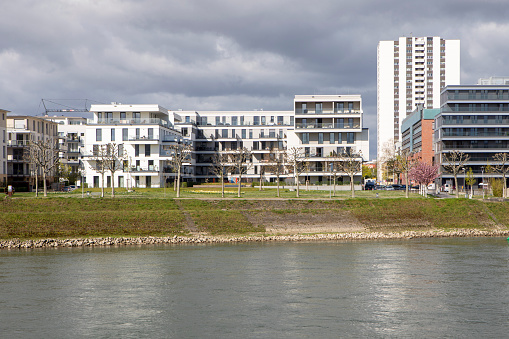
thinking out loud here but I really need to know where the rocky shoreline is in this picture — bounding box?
[2,229,509,249]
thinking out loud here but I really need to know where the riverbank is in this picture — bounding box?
[1,197,509,245]
[2,229,509,249]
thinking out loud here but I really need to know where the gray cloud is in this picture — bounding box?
[1,0,509,159]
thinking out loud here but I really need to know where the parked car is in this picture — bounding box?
[384,185,395,191]
[391,184,403,190]
[364,182,376,190]
[69,185,77,191]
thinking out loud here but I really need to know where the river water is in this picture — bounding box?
[1,237,508,338]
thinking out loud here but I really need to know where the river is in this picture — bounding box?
[1,237,508,338]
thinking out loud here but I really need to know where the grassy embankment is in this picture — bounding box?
[1,196,508,240]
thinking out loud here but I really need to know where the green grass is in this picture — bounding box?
[189,210,263,235]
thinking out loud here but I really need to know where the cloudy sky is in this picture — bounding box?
[2,0,509,159]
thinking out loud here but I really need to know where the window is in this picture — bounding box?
[330,133,335,144]
[347,132,355,143]
[122,128,128,141]
[105,112,113,121]
[96,129,102,141]
[118,144,123,156]
[241,129,246,139]
[335,102,344,113]
[277,116,283,125]
[216,116,220,125]
[185,116,190,123]
[302,103,308,113]
[318,133,323,144]
[261,116,266,125]
[222,129,228,138]
[232,116,237,126]
[315,103,323,114]
[133,112,141,120]
[148,128,153,139]
[249,129,253,138]
[145,144,150,156]
[253,116,260,126]
[136,128,140,139]
[231,129,236,138]
[135,144,139,157]
[302,133,309,144]
[120,112,126,120]
[111,128,115,141]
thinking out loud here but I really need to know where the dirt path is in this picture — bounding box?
[174,199,199,232]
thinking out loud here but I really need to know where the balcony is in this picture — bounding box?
[446,93,509,101]
[90,118,170,128]
[295,109,361,115]
[295,123,360,129]
[442,118,509,125]
[129,166,159,173]
[7,140,29,147]
[7,155,24,161]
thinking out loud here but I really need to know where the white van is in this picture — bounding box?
[443,183,451,192]
[427,183,435,191]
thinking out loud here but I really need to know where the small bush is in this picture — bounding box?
[490,178,503,197]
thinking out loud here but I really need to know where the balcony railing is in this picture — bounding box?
[443,131,509,137]
[129,166,159,173]
[447,93,509,100]
[91,118,170,127]
[7,155,24,161]
[295,109,361,115]
[295,123,360,129]
[7,140,29,146]
[442,118,509,125]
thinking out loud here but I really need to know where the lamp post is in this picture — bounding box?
[329,162,333,199]
[481,166,485,200]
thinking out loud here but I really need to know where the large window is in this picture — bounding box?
[111,128,115,141]
[330,133,335,144]
[145,145,150,156]
[96,129,102,141]
[122,128,128,141]
[241,129,246,139]
[318,133,323,144]
[302,133,309,144]
[120,112,126,120]
[315,103,323,114]
[148,128,153,139]
[135,145,139,157]
[253,116,260,126]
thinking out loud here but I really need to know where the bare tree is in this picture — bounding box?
[326,154,342,197]
[229,147,252,198]
[23,142,40,197]
[287,147,306,198]
[396,149,416,198]
[266,148,288,197]
[102,143,126,198]
[169,143,193,198]
[379,138,397,183]
[90,145,108,198]
[442,150,470,198]
[212,152,231,198]
[337,150,362,198]
[493,152,509,198]
[26,139,60,197]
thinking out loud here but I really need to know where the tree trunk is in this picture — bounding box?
[350,174,355,198]
[221,173,225,198]
[333,174,336,197]
[110,171,115,198]
[176,168,181,198]
[43,171,47,197]
[35,172,39,198]
[504,173,507,199]
[276,175,280,197]
[101,172,105,198]
[405,172,409,198]
[259,169,263,191]
[237,174,242,198]
[454,174,459,198]
[296,173,300,198]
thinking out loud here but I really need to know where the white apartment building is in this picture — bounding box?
[82,95,370,188]
[83,104,183,189]
[6,115,59,190]
[44,116,88,174]
[0,109,7,186]
[377,36,460,180]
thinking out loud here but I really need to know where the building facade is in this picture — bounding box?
[6,115,59,190]
[377,36,460,180]
[401,106,440,164]
[434,84,509,187]
[0,109,7,186]
[82,95,370,188]
[83,104,183,189]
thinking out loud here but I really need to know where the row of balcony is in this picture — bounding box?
[446,93,509,101]
[90,118,171,127]
[295,109,361,115]
[442,131,509,137]
[295,123,360,129]
[442,118,509,125]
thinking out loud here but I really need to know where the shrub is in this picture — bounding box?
[490,178,503,197]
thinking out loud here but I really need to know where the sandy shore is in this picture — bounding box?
[2,229,509,249]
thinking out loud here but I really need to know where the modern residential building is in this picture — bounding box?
[6,115,59,190]
[293,95,369,183]
[401,105,440,164]
[377,36,460,180]
[82,104,183,189]
[478,77,509,85]
[0,109,7,186]
[434,84,509,188]
[81,95,370,188]
[43,116,88,175]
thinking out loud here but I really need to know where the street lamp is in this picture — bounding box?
[481,166,485,200]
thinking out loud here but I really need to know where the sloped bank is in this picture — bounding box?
[2,229,509,249]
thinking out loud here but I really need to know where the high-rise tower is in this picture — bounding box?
[377,36,460,181]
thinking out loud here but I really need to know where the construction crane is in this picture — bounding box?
[40,99,103,115]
